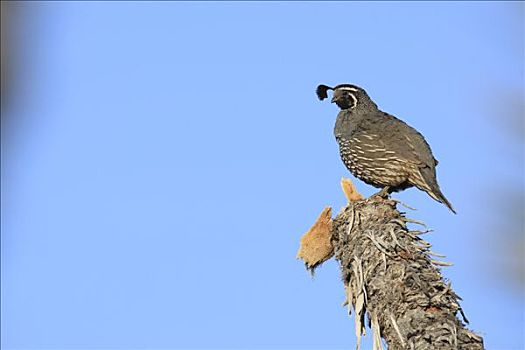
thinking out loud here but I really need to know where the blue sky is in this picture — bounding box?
[1,2,523,349]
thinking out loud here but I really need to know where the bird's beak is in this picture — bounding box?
[331,96,338,103]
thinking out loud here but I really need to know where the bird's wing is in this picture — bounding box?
[355,113,437,168]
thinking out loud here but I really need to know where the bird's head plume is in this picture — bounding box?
[316,84,334,101]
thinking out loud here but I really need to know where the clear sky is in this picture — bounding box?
[1,2,523,349]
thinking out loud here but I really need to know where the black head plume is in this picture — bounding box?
[316,84,333,101]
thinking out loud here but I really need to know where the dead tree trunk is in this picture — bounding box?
[297,179,484,350]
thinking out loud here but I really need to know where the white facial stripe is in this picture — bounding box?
[337,86,358,92]
[348,92,357,108]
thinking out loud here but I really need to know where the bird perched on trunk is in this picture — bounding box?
[316,83,456,213]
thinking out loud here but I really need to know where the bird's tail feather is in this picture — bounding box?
[417,167,457,214]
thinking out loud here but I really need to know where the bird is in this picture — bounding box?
[316,83,456,214]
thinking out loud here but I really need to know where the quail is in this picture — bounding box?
[317,83,456,213]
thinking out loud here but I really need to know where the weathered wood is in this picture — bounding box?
[298,179,484,350]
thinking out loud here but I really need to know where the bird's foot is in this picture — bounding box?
[372,186,391,199]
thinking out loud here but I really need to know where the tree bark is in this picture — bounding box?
[297,179,484,350]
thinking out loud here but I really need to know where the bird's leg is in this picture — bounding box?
[372,186,391,199]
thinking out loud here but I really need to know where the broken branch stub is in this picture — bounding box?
[296,206,334,271]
